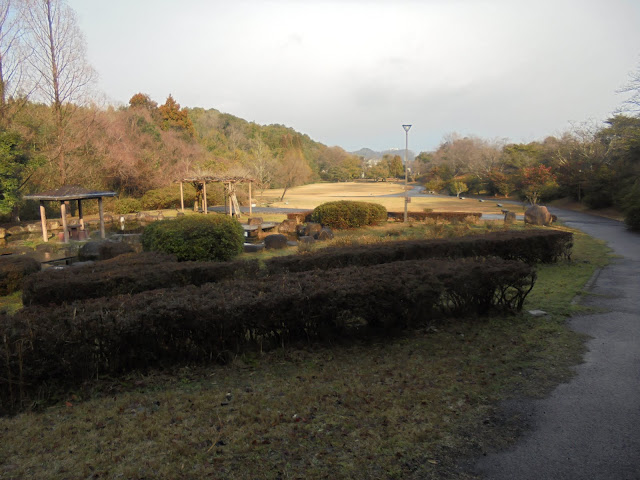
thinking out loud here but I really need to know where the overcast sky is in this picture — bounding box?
[68,0,640,153]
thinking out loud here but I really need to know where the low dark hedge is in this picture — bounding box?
[141,214,244,261]
[265,229,573,274]
[311,201,387,229]
[22,252,261,306]
[1,257,535,414]
[22,229,571,306]
[0,255,40,296]
[388,211,482,222]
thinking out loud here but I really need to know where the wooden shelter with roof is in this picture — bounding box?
[178,174,255,218]
[23,185,117,243]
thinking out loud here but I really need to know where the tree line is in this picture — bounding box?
[414,113,640,229]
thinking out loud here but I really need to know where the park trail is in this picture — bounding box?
[474,209,640,480]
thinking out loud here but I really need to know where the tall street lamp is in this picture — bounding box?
[402,124,412,222]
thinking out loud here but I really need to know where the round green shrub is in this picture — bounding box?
[140,184,197,210]
[113,197,143,214]
[141,214,244,262]
[311,200,387,229]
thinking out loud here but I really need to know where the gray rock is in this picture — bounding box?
[264,234,289,250]
[78,240,134,261]
[504,211,517,224]
[46,220,61,231]
[248,217,263,226]
[278,219,297,233]
[7,225,26,236]
[317,227,335,241]
[243,243,265,253]
[306,222,322,239]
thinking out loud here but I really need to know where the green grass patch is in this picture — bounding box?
[0,291,22,315]
[0,225,610,479]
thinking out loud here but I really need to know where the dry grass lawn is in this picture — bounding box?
[260,181,525,216]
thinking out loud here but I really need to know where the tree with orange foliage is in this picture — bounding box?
[158,94,195,137]
[129,93,157,110]
[520,164,556,205]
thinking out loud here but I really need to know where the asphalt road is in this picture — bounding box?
[474,209,640,480]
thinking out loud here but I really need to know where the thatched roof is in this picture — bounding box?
[179,175,255,183]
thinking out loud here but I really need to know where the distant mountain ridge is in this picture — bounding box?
[351,147,415,161]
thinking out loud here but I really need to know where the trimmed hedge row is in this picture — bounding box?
[2,257,535,414]
[265,229,573,274]
[22,252,260,306]
[388,211,482,222]
[0,255,40,296]
[22,229,571,306]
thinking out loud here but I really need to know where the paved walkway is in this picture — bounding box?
[475,209,640,480]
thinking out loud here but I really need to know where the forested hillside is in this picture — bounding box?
[0,91,375,220]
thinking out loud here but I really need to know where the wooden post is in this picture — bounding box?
[180,182,184,212]
[78,199,85,230]
[60,201,69,243]
[249,181,252,216]
[98,197,106,238]
[39,201,48,242]
[228,183,232,216]
[203,181,208,214]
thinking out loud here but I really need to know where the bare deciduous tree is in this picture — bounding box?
[248,137,276,196]
[618,60,640,116]
[0,0,30,125]
[278,149,311,201]
[21,0,97,182]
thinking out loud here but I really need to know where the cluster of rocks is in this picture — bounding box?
[0,211,166,241]
[243,216,335,252]
[265,222,334,250]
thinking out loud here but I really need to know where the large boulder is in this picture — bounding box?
[278,219,298,234]
[264,234,289,250]
[524,205,553,226]
[317,227,335,241]
[78,239,134,261]
[0,254,40,295]
[504,211,517,225]
[7,225,26,236]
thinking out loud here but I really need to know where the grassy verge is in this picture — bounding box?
[0,226,610,480]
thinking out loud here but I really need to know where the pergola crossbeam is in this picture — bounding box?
[177,175,255,218]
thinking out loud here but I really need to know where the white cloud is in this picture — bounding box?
[70,0,640,152]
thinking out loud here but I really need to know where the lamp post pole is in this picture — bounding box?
[402,124,412,223]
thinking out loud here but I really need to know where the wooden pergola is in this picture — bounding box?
[178,175,255,218]
[24,185,117,243]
